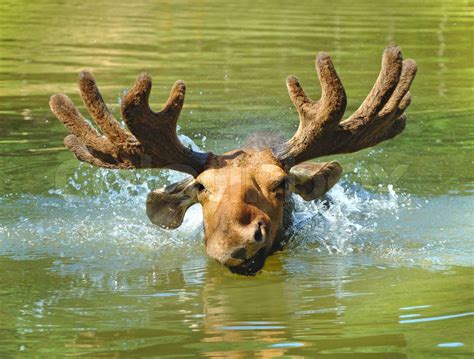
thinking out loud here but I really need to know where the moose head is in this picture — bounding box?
[50,46,416,275]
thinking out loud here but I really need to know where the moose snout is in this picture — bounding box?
[205,205,272,268]
[220,219,270,267]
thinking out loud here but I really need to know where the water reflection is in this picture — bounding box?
[1,251,472,356]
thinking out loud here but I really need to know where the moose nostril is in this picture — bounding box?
[230,247,247,260]
[254,222,266,242]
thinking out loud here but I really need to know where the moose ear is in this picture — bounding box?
[146,177,199,229]
[289,161,342,201]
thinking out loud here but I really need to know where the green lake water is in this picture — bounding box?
[0,0,473,356]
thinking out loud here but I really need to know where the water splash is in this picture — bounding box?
[1,134,472,273]
[289,181,413,256]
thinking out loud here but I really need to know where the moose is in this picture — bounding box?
[50,46,416,275]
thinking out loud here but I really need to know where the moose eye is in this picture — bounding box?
[272,178,288,193]
[195,182,208,194]
[195,182,206,193]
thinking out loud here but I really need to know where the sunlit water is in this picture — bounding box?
[1,0,473,357]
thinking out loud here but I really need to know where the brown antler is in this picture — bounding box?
[275,46,417,167]
[50,72,210,176]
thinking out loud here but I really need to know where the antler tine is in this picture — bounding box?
[378,59,417,118]
[316,53,347,117]
[49,93,119,164]
[78,71,135,145]
[347,46,403,123]
[278,52,347,166]
[120,73,154,122]
[277,46,417,167]
[63,134,119,168]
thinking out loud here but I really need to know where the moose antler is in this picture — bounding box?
[275,46,417,167]
[50,72,210,176]
[51,46,415,176]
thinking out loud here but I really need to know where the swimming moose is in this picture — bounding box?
[50,46,416,275]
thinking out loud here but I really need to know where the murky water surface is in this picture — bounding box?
[0,0,473,356]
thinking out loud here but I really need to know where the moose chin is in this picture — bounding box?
[50,46,416,275]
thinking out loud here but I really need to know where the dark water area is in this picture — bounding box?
[0,0,473,356]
